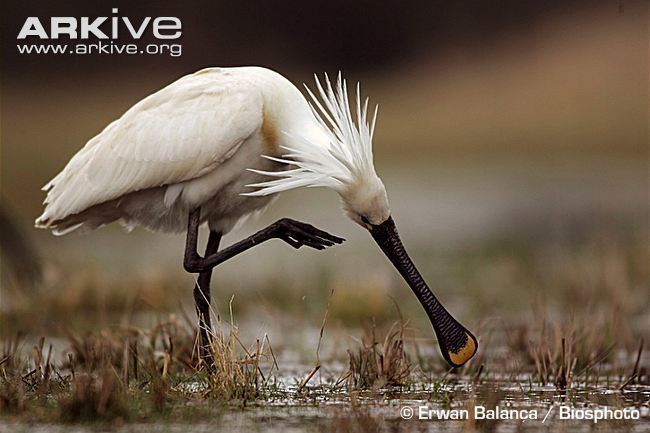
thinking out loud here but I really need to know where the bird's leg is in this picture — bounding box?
[184,207,343,367]
[183,208,344,274]
[193,229,221,369]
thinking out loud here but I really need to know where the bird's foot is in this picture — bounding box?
[273,218,345,250]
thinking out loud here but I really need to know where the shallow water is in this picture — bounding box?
[2,377,647,433]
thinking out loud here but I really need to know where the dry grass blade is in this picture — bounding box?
[298,365,321,391]
[620,338,644,390]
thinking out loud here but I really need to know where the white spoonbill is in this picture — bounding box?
[36,66,477,368]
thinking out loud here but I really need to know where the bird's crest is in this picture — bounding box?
[243,73,379,196]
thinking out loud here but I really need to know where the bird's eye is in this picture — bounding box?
[360,215,371,225]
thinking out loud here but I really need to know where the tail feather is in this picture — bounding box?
[52,222,84,236]
[36,199,121,235]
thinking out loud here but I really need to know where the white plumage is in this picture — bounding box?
[36,66,388,236]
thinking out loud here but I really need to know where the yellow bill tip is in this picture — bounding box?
[448,333,477,366]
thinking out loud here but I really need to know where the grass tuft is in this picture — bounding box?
[347,321,411,390]
[58,368,129,422]
[203,301,276,402]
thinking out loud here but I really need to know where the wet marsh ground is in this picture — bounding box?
[1,178,648,431]
[0,309,648,432]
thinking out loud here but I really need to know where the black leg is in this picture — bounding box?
[183,208,345,274]
[193,230,221,369]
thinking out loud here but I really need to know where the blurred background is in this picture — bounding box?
[1,0,647,351]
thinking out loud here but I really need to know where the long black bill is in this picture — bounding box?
[370,216,478,367]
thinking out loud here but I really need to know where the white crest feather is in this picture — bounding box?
[243,72,379,196]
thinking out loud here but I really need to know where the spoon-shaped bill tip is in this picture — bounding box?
[446,332,478,367]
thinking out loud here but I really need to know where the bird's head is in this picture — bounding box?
[245,73,477,367]
[340,173,390,228]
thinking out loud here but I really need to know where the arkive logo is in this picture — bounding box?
[16,8,183,57]
[18,8,181,40]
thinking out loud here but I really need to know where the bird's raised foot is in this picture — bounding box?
[272,218,345,250]
[183,217,345,273]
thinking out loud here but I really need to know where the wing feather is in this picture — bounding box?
[36,68,264,227]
